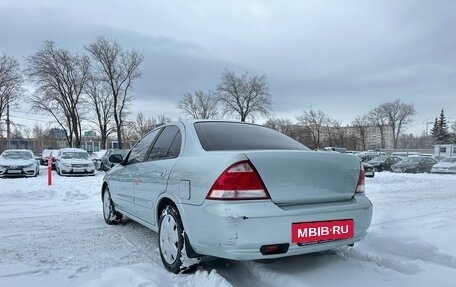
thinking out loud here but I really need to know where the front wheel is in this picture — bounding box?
[102,188,122,225]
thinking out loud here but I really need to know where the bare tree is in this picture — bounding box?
[133,112,156,138]
[378,100,416,149]
[25,41,90,147]
[84,75,114,149]
[368,106,387,149]
[177,90,219,119]
[352,114,370,151]
[86,36,143,149]
[330,120,346,148]
[0,54,23,140]
[323,117,339,147]
[264,118,294,136]
[156,114,171,125]
[297,109,327,149]
[216,70,272,122]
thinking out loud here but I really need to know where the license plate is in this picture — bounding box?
[7,170,21,174]
[291,219,354,244]
[73,168,85,173]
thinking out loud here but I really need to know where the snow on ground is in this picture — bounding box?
[1,168,455,287]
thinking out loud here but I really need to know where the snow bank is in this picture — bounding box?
[1,170,455,287]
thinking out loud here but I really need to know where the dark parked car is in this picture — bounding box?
[368,156,403,172]
[100,149,129,171]
[363,163,375,178]
[391,156,438,173]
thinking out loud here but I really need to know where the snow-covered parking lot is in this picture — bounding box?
[1,168,455,287]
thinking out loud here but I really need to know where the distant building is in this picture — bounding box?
[49,128,66,140]
[84,130,98,138]
[434,144,456,157]
[342,125,394,150]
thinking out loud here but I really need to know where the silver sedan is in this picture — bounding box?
[101,120,373,273]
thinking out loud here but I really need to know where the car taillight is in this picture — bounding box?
[356,163,365,193]
[206,160,270,200]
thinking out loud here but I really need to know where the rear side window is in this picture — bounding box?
[148,126,181,160]
[194,122,309,151]
[128,129,161,164]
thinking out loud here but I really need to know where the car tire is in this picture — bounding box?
[102,188,123,225]
[158,205,187,274]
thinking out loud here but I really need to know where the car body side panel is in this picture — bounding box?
[165,153,249,206]
[134,158,178,225]
[106,164,138,214]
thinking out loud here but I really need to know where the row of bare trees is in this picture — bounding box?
[352,100,416,149]
[264,100,416,150]
[3,37,144,149]
[177,70,273,122]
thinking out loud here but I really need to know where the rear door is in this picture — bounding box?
[134,125,182,225]
[108,129,161,215]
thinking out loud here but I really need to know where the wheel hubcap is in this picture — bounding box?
[160,214,179,264]
[103,192,111,219]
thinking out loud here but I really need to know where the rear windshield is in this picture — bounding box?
[194,122,309,151]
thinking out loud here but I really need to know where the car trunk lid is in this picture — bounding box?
[244,151,360,205]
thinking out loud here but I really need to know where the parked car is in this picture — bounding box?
[100,149,129,171]
[356,151,383,163]
[91,149,108,170]
[363,162,375,178]
[0,149,40,178]
[102,120,373,273]
[55,148,95,176]
[40,149,53,165]
[430,157,456,174]
[367,156,403,172]
[48,149,60,170]
[391,156,438,173]
[433,155,446,162]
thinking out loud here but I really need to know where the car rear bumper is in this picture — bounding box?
[430,170,456,174]
[181,194,373,260]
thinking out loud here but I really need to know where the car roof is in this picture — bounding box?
[60,148,88,152]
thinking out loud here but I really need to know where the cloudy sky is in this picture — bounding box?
[1,0,456,134]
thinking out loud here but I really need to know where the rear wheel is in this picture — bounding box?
[158,205,187,273]
[102,188,123,225]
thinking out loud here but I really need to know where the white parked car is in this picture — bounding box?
[91,149,108,170]
[0,149,40,178]
[55,148,95,176]
[430,156,456,174]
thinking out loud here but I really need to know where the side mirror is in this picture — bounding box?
[109,154,124,164]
